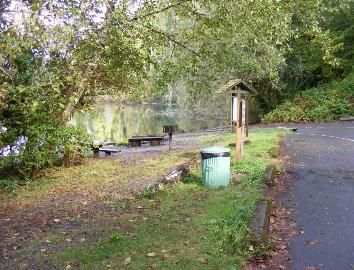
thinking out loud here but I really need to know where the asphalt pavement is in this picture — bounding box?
[281,121,354,270]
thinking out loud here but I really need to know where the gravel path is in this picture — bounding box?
[94,126,230,161]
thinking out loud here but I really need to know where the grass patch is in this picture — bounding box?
[31,128,290,270]
[1,150,199,208]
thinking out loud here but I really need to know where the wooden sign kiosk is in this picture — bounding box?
[216,79,255,161]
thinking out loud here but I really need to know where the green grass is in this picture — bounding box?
[33,128,289,270]
[0,150,200,207]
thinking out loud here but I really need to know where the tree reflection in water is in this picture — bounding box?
[70,102,224,142]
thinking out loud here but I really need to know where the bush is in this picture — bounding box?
[263,73,354,123]
[0,125,91,178]
[0,176,23,194]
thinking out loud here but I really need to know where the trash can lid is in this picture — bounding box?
[200,146,231,154]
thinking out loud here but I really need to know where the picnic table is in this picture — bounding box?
[128,135,165,147]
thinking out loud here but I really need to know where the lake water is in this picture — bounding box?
[70,102,225,142]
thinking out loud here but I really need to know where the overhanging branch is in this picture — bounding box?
[130,0,192,21]
[142,24,201,57]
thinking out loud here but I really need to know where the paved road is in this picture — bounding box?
[281,122,354,270]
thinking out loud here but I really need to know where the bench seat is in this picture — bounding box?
[128,136,165,147]
[98,148,121,155]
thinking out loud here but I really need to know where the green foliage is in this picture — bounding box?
[107,232,125,243]
[281,2,353,99]
[1,0,352,178]
[1,125,91,178]
[117,140,129,146]
[208,197,255,256]
[263,73,354,123]
[149,0,352,113]
[0,1,148,178]
[182,165,202,184]
[0,176,24,194]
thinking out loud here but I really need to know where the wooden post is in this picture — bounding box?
[235,95,247,161]
[241,99,246,157]
[245,99,249,137]
[235,93,242,161]
[230,93,233,132]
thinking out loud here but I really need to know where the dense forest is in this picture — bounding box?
[0,0,353,177]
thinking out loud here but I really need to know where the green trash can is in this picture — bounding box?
[200,147,231,188]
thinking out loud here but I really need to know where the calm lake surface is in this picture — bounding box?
[70,102,225,142]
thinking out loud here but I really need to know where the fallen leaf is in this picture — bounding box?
[66,238,72,242]
[280,245,287,250]
[147,252,156,257]
[162,253,170,259]
[124,257,131,265]
[80,238,85,242]
[198,257,208,263]
[307,240,325,245]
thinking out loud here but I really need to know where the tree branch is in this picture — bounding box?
[130,0,192,21]
[142,24,201,57]
[0,66,13,81]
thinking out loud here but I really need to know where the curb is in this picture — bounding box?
[339,116,354,121]
[262,164,277,187]
[249,199,272,245]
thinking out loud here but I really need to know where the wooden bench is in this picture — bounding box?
[98,148,121,155]
[91,141,117,153]
[128,136,165,147]
[91,142,121,156]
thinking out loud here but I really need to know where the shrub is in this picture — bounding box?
[0,176,23,194]
[0,125,91,178]
[263,73,354,123]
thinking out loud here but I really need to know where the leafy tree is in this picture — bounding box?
[282,1,353,95]
[1,0,352,177]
